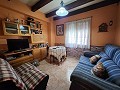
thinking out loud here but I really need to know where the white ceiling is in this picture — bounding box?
[69,0,104,12]
[19,0,77,13]
[19,0,39,6]
[19,0,104,15]
[39,0,77,14]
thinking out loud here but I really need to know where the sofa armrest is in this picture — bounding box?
[34,75,49,90]
[0,80,21,90]
[84,51,100,58]
[15,62,49,90]
[70,69,120,90]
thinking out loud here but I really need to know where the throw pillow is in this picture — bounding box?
[89,55,101,64]
[91,62,109,79]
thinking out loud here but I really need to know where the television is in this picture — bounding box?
[7,39,29,52]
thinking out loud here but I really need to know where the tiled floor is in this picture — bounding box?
[37,57,79,90]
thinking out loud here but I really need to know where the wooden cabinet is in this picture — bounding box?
[32,48,41,60]
[31,34,44,43]
[32,47,47,61]
[19,25,31,36]
[2,21,31,36]
[3,21,19,35]
[27,20,44,44]
[2,21,45,44]
[41,47,47,59]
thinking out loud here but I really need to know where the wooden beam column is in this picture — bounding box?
[31,0,53,12]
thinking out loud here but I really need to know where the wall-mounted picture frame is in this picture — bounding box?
[56,24,64,36]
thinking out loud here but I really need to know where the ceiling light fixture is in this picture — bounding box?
[56,1,69,16]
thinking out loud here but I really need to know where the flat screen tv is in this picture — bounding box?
[7,39,29,52]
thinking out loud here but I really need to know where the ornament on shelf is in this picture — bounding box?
[14,18,20,23]
[4,17,10,22]
[4,13,10,22]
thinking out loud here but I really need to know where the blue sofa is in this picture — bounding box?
[70,44,120,90]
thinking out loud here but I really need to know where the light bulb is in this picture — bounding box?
[56,7,69,16]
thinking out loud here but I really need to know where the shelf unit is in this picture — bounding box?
[27,20,42,34]
[2,20,45,43]
[2,21,44,42]
[1,49,34,67]
[4,49,32,56]
[9,55,33,67]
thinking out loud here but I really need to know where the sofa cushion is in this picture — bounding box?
[103,60,120,86]
[89,55,101,64]
[113,50,120,67]
[97,58,109,64]
[70,62,93,82]
[79,56,94,67]
[99,52,109,59]
[84,51,100,58]
[104,44,119,59]
[91,62,109,79]
[77,62,93,72]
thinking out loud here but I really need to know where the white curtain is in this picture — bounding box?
[65,21,77,48]
[65,18,91,49]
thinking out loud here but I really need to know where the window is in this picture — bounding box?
[65,18,91,49]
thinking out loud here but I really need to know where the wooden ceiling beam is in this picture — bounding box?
[31,0,53,12]
[45,0,93,18]
[53,0,120,20]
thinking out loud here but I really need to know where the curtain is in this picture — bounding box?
[65,18,91,49]
[65,21,77,48]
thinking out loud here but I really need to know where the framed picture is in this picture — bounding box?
[56,24,64,36]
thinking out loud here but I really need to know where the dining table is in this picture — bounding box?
[49,46,66,65]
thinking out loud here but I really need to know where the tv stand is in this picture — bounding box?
[1,49,34,67]
[14,50,24,53]
[13,48,30,53]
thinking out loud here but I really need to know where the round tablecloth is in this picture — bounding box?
[49,46,66,63]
